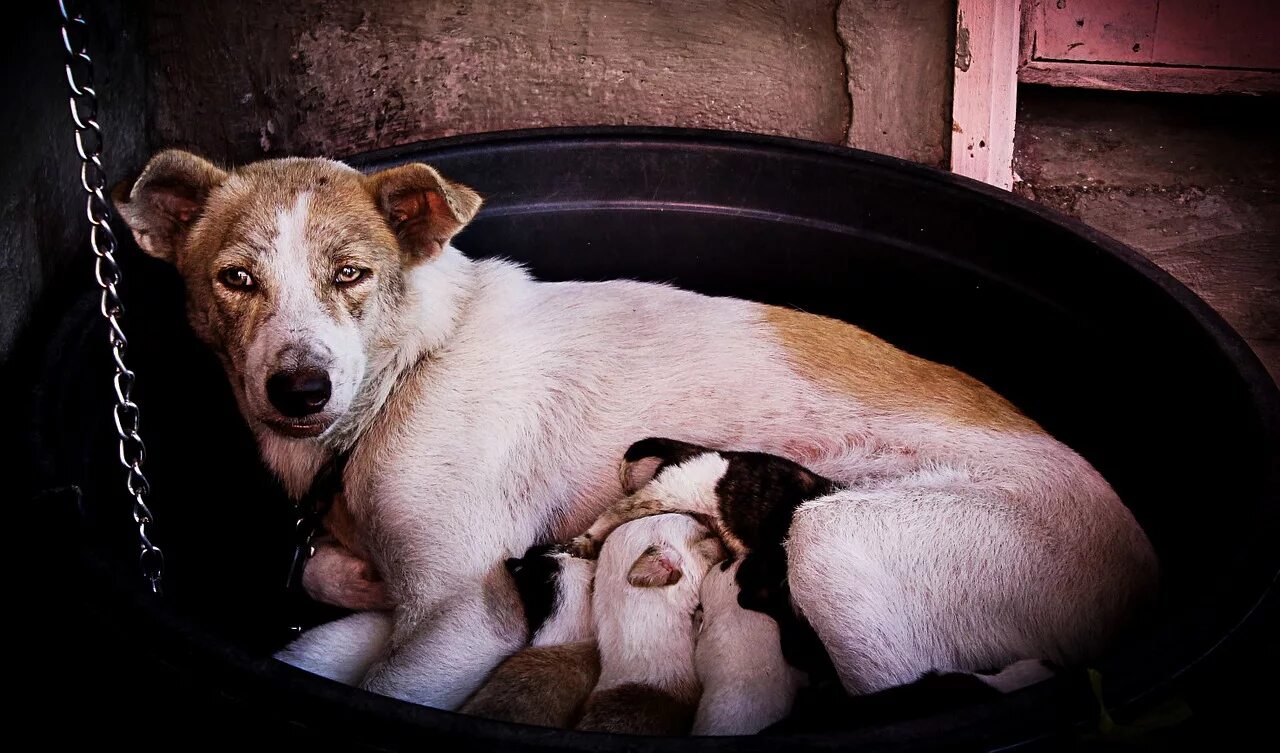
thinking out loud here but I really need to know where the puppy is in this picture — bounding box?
[460,545,600,727]
[691,559,807,735]
[573,437,837,564]
[575,514,726,735]
[573,438,840,678]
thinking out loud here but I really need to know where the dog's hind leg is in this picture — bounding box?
[784,482,1064,695]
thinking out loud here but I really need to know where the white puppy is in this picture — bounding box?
[576,514,725,735]
[691,559,807,735]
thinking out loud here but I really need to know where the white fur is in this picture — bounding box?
[692,560,806,735]
[591,514,723,696]
[531,553,597,647]
[274,610,394,686]
[243,241,1155,709]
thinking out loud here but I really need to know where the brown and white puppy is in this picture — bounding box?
[575,514,726,735]
[460,545,599,728]
[115,150,1158,710]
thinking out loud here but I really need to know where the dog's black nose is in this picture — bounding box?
[266,368,332,417]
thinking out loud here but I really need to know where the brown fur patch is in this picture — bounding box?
[575,683,698,735]
[483,562,532,646]
[460,641,601,728]
[762,305,1043,433]
[322,492,367,558]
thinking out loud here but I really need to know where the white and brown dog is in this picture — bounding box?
[114,150,1159,711]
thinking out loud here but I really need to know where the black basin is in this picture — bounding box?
[19,128,1279,751]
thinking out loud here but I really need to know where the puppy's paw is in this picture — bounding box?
[567,533,600,560]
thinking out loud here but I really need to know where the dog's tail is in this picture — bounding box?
[619,437,714,494]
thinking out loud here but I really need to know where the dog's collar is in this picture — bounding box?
[283,445,354,639]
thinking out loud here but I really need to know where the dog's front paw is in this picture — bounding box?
[567,533,600,559]
[303,542,394,611]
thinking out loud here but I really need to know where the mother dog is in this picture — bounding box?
[115,151,1157,709]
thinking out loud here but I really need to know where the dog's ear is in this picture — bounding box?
[366,163,482,260]
[627,544,685,588]
[112,150,227,263]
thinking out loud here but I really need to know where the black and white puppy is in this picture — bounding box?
[459,545,599,728]
[570,438,841,677]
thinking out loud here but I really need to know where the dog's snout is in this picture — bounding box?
[266,368,332,417]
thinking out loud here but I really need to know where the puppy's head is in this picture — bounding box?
[114,150,481,439]
[610,514,725,592]
[506,544,596,644]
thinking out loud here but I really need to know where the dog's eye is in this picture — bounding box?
[217,267,255,290]
[334,265,366,285]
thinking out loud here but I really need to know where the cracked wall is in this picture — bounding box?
[145,0,954,167]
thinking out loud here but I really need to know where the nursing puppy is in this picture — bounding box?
[574,438,843,679]
[692,559,807,735]
[576,514,726,735]
[572,438,838,607]
[114,150,1158,709]
[460,545,600,727]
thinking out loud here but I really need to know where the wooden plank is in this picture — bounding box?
[950,0,1021,190]
[1153,0,1280,70]
[1020,60,1280,95]
[1036,0,1157,64]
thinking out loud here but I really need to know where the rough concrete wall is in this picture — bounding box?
[0,2,147,363]
[839,0,954,167]
[1014,86,1280,383]
[145,0,954,167]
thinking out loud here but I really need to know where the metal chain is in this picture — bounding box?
[57,0,164,595]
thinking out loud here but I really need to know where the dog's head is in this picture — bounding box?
[114,150,481,439]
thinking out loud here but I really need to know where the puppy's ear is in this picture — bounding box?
[366,163,482,260]
[627,544,684,588]
[112,150,227,263]
[620,437,713,494]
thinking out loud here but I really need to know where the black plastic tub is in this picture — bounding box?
[19,128,1280,751]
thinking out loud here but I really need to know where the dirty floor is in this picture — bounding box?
[1014,85,1279,385]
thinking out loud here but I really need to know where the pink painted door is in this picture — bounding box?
[1034,0,1280,69]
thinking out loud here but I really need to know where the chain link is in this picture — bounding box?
[58,0,163,595]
